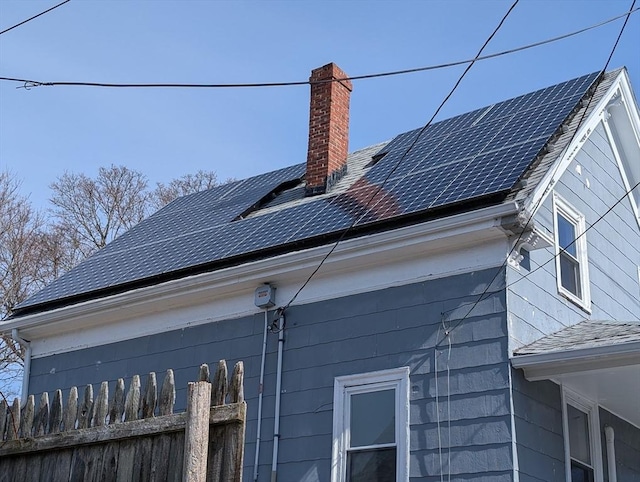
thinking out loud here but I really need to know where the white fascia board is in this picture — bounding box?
[526,70,630,213]
[511,340,640,380]
[1,202,518,355]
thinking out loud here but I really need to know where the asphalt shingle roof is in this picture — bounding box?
[514,320,640,355]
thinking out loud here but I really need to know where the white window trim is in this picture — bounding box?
[331,367,410,482]
[553,193,591,312]
[561,387,604,482]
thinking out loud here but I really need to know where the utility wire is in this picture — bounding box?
[0,0,71,36]
[435,0,637,348]
[1,6,637,89]
[281,0,521,312]
[441,178,640,334]
[512,180,640,286]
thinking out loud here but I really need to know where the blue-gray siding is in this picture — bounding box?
[509,121,640,350]
[30,267,512,481]
[508,121,640,481]
[511,368,565,482]
[600,408,640,482]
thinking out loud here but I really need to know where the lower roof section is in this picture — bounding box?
[512,320,640,427]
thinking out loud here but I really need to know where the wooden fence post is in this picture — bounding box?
[183,381,212,482]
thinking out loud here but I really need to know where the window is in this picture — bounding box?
[553,195,590,310]
[562,390,603,482]
[332,367,409,482]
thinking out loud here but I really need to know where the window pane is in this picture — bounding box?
[568,405,591,465]
[560,254,581,297]
[571,460,594,482]
[347,447,396,482]
[557,214,578,257]
[350,389,395,447]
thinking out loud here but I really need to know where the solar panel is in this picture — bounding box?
[16,71,601,312]
[358,71,600,224]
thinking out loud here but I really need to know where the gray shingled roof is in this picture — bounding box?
[514,320,640,355]
[12,70,611,316]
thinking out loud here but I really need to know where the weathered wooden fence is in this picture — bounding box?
[0,360,245,482]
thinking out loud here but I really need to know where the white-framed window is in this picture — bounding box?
[331,367,410,482]
[553,194,591,310]
[562,389,603,482]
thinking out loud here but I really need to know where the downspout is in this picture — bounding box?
[271,309,285,482]
[604,425,617,482]
[253,309,269,481]
[11,329,31,404]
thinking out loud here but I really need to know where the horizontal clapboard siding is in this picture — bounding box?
[30,267,511,481]
[508,121,640,480]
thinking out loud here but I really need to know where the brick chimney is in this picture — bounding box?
[305,63,352,196]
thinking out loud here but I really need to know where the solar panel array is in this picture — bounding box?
[17,72,600,312]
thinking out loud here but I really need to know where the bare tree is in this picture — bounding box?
[152,169,222,210]
[1,165,226,399]
[0,171,49,400]
[49,165,151,258]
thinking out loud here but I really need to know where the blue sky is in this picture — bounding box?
[1,0,638,210]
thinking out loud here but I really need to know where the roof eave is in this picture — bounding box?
[1,201,520,338]
[9,191,513,318]
[511,340,640,381]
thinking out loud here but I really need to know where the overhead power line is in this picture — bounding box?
[280,0,521,312]
[0,0,71,36]
[0,6,637,90]
[435,0,637,347]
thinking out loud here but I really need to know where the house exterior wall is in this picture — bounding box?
[511,368,565,482]
[599,408,640,481]
[507,119,640,480]
[28,267,514,481]
[508,121,640,351]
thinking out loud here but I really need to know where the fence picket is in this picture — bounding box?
[229,362,244,403]
[109,378,125,424]
[50,389,63,433]
[34,392,50,436]
[7,398,20,440]
[142,372,157,419]
[198,363,210,382]
[63,386,78,431]
[124,374,141,422]
[19,395,34,438]
[159,369,175,416]
[78,384,93,429]
[0,399,7,440]
[211,360,227,406]
[93,381,109,427]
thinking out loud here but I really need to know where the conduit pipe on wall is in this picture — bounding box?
[605,425,617,482]
[253,309,270,481]
[271,309,285,482]
[11,329,31,404]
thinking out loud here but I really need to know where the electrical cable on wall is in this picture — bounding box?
[1,6,637,90]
